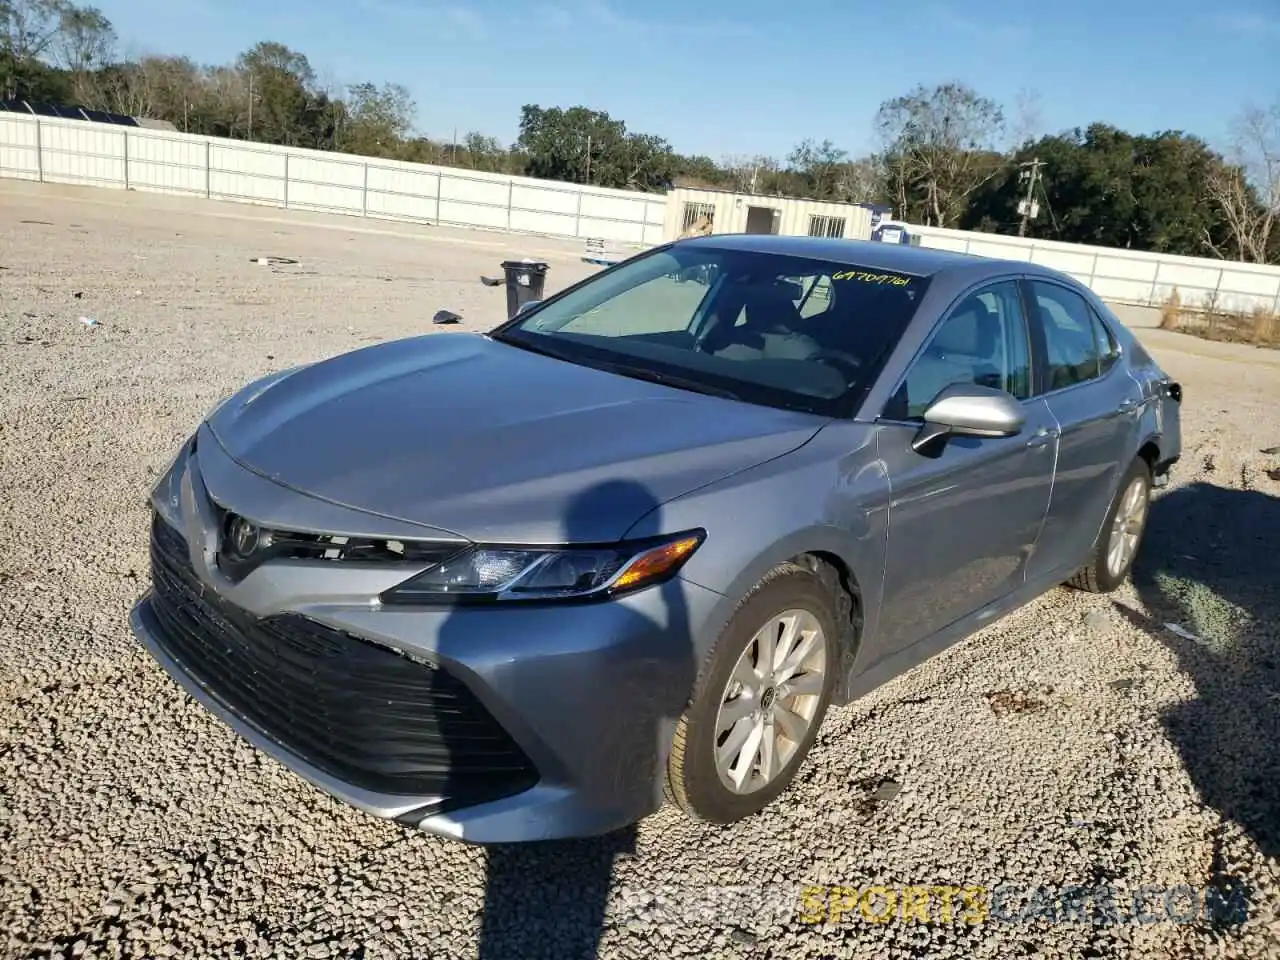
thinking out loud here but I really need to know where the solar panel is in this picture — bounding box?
[1,99,143,127]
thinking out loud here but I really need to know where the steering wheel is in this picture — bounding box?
[808,350,862,382]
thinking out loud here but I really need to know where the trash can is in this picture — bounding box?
[501,259,549,319]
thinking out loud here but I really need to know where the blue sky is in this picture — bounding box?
[101,0,1278,159]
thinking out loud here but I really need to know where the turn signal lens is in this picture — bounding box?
[612,535,703,591]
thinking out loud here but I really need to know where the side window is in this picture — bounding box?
[1030,282,1103,391]
[1093,308,1121,375]
[886,281,1032,420]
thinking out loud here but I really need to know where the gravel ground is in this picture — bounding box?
[2,179,1278,960]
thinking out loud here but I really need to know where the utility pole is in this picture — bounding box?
[1017,157,1044,237]
[584,134,591,184]
[247,73,254,141]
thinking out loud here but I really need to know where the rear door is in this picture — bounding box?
[874,278,1058,653]
[1021,278,1144,582]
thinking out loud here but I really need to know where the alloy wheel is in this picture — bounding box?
[713,609,827,795]
[1106,476,1148,577]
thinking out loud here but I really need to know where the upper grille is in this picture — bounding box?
[145,513,539,803]
[208,506,462,583]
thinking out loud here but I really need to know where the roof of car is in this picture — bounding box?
[674,233,1048,280]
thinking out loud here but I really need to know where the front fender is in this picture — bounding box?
[624,422,890,701]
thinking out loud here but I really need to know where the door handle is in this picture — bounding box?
[1117,398,1140,416]
[1026,426,1059,448]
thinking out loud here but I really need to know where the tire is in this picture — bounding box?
[665,561,839,824]
[1066,456,1152,593]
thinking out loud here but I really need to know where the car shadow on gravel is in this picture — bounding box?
[434,479,698,960]
[1118,480,1279,886]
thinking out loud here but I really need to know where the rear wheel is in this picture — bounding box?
[1067,456,1152,593]
[665,562,838,824]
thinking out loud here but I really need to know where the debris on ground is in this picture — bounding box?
[850,775,902,814]
[1164,622,1208,645]
[986,689,1049,716]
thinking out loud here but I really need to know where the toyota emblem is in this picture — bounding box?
[228,516,262,557]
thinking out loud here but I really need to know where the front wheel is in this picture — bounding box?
[665,562,838,824]
[1067,456,1152,593]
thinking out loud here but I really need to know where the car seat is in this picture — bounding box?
[898,296,1004,417]
[709,282,821,362]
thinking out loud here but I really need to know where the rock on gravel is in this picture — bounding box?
[2,180,1278,959]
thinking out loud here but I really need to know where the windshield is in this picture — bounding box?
[492,244,932,416]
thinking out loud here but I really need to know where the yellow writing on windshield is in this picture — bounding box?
[831,271,911,286]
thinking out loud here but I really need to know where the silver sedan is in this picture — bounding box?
[130,234,1183,843]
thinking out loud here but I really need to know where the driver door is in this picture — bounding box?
[873,280,1058,654]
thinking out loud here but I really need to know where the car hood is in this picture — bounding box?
[205,332,827,543]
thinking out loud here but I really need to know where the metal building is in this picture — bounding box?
[663,187,876,243]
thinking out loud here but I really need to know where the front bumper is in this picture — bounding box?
[129,433,725,844]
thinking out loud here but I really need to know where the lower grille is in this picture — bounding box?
[145,513,539,803]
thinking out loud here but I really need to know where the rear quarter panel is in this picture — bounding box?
[1094,297,1184,469]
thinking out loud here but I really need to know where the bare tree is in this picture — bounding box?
[787,138,849,200]
[874,82,1006,227]
[1,0,67,96]
[53,2,111,71]
[1205,100,1280,263]
[203,63,252,136]
[1009,87,1043,152]
[312,65,347,143]
[1,0,68,61]
[835,156,879,204]
[54,3,113,102]
[719,154,779,194]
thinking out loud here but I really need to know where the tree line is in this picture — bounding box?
[3,0,1277,263]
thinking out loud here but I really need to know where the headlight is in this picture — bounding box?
[380,530,705,604]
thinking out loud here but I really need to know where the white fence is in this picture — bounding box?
[2,112,1278,314]
[0,113,667,246]
[906,224,1280,315]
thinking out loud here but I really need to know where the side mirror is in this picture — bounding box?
[911,383,1025,454]
[515,299,542,316]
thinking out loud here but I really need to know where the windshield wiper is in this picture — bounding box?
[489,332,580,363]
[493,332,741,401]
[593,361,742,401]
